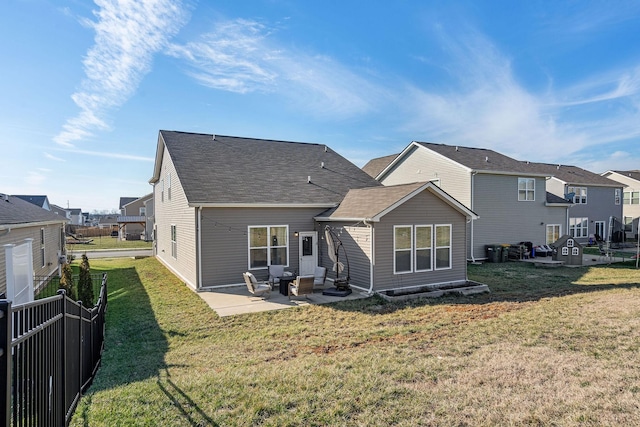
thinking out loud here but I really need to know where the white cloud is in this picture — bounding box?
[399,26,640,164]
[54,0,190,146]
[45,152,66,162]
[59,148,154,162]
[167,19,385,118]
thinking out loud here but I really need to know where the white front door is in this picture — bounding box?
[298,231,317,276]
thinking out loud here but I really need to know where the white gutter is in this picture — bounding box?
[363,219,375,294]
[470,172,477,262]
[197,206,203,290]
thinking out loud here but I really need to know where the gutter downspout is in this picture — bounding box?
[197,206,202,290]
[364,219,375,294]
[470,172,477,262]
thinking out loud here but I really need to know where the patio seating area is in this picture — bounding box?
[197,284,369,317]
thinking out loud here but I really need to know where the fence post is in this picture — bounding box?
[0,300,12,427]
[57,289,66,426]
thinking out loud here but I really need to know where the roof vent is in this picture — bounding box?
[307,176,311,183]
[1,194,8,202]
[212,135,216,140]
[557,164,560,170]
[455,146,459,151]
[324,146,328,152]
[321,161,325,168]
[485,156,489,162]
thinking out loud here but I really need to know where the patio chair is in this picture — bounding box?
[268,264,288,289]
[313,266,327,288]
[243,272,271,299]
[289,275,315,300]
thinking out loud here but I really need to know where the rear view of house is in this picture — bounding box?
[149,130,381,290]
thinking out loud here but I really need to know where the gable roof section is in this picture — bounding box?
[1,194,67,229]
[317,181,478,222]
[119,197,138,209]
[602,170,640,184]
[14,195,50,210]
[362,154,398,178]
[527,163,623,187]
[546,192,573,206]
[122,193,153,208]
[376,142,550,180]
[150,130,381,206]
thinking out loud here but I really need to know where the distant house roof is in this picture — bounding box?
[1,194,67,228]
[526,163,623,187]
[69,208,82,215]
[122,193,152,209]
[50,204,69,216]
[317,181,478,222]
[362,154,398,178]
[119,197,138,209]
[603,170,640,183]
[13,195,50,210]
[150,130,381,206]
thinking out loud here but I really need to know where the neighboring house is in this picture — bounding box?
[366,142,572,261]
[14,195,51,211]
[316,181,477,293]
[50,204,71,220]
[601,170,640,241]
[117,194,153,240]
[68,208,84,225]
[0,193,67,296]
[528,163,624,245]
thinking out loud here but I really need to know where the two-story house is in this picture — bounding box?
[527,163,624,245]
[365,142,573,261]
[601,170,640,241]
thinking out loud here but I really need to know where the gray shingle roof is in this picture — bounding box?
[14,195,49,209]
[156,131,381,205]
[119,197,138,209]
[609,170,640,182]
[362,154,398,178]
[527,163,623,187]
[546,192,572,205]
[1,194,67,226]
[414,142,540,174]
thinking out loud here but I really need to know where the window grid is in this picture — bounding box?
[393,224,451,274]
[170,224,177,258]
[518,178,535,201]
[248,225,288,269]
[569,217,588,238]
[568,186,587,204]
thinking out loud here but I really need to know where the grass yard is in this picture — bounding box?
[66,237,152,251]
[71,258,640,426]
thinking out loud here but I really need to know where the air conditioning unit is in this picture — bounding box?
[59,255,67,265]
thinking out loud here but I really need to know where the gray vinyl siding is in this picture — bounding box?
[380,145,472,206]
[200,207,325,287]
[122,197,150,236]
[154,148,198,288]
[566,185,624,243]
[316,224,373,290]
[0,222,65,295]
[471,174,566,259]
[372,189,467,291]
[606,173,640,237]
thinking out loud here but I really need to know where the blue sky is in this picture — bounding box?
[2,0,640,212]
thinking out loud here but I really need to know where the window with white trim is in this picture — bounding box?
[394,224,451,274]
[166,173,172,201]
[623,191,640,205]
[624,216,634,232]
[415,225,432,272]
[569,217,588,238]
[615,189,621,205]
[568,186,587,204]
[394,226,412,274]
[160,178,164,202]
[518,178,535,201]
[170,224,177,258]
[40,228,45,268]
[546,224,561,244]
[248,226,288,269]
[435,225,452,270]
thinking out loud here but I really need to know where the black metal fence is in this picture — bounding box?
[0,273,107,427]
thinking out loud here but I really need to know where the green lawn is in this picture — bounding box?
[67,237,152,251]
[71,258,640,426]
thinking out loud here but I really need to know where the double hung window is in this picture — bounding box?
[394,224,451,274]
[518,178,535,201]
[248,226,288,269]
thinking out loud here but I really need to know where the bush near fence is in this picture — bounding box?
[34,273,104,305]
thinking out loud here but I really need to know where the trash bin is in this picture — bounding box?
[485,244,501,262]
[501,245,510,262]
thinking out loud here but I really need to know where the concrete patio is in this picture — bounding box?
[197,285,371,317]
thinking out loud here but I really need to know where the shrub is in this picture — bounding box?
[77,254,95,306]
